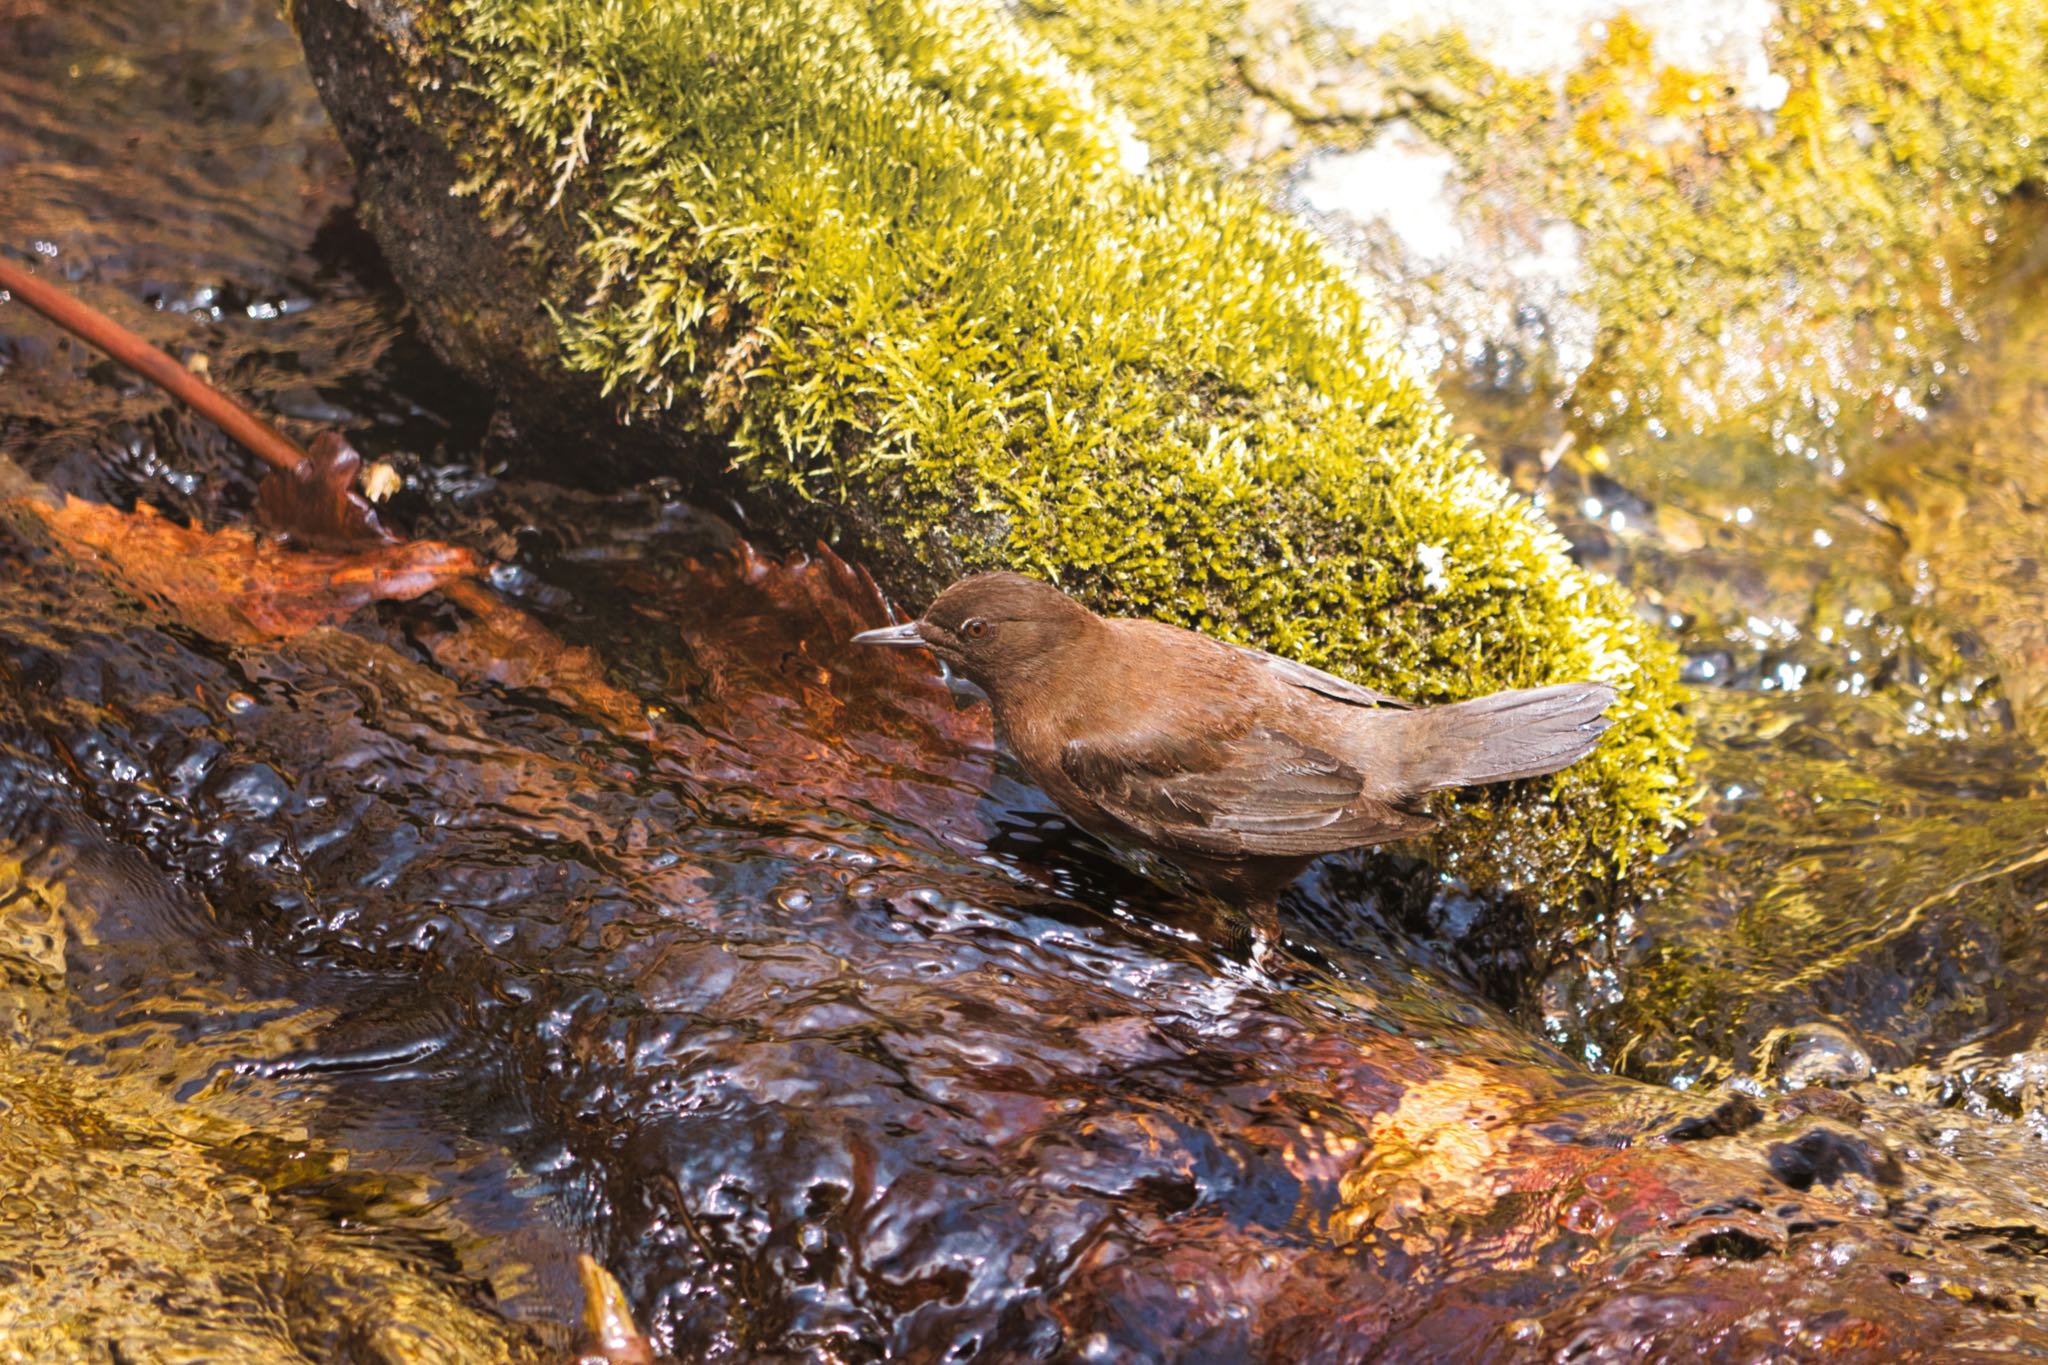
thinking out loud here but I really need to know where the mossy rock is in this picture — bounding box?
[1073,0,2048,456]
[1384,0,2048,443]
[290,0,1692,897]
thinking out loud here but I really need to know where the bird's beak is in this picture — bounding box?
[850,620,928,648]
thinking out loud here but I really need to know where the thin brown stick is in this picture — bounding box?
[0,255,650,731]
[0,256,308,474]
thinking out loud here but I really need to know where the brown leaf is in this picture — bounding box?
[19,493,479,643]
[256,430,399,551]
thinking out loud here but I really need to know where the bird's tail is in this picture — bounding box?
[1403,682,1617,791]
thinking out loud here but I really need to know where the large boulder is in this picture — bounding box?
[287,0,1692,897]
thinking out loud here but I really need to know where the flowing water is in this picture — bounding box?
[7,0,2048,1359]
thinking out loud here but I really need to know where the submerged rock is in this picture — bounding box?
[1767,1021,1875,1089]
[286,0,1691,898]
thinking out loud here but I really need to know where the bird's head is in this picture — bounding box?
[851,572,1098,693]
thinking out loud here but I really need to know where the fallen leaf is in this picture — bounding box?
[256,429,399,551]
[18,493,479,643]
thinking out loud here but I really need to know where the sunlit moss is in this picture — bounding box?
[1010,0,1248,164]
[309,0,1695,893]
[1036,1,2048,447]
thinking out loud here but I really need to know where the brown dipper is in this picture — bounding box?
[854,573,1616,902]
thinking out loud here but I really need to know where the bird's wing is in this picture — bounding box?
[1060,723,1436,858]
[1225,643,1413,710]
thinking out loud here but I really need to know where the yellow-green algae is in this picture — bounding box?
[306,0,1693,890]
[0,845,545,1363]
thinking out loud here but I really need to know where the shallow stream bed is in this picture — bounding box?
[6,1,2048,1359]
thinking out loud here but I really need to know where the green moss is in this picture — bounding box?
[1010,0,1249,165]
[338,0,1693,894]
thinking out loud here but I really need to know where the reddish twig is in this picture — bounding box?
[0,255,308,474]
[0,253,650,733]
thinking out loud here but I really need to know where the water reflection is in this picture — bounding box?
[1471,205,2048,1099]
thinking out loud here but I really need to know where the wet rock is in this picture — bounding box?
[1766,1128,1903,1192]
[1776,1088,1866,1125]
[1665,1092,1763,1142]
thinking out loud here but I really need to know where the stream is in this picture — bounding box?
[6,0,2048,1359]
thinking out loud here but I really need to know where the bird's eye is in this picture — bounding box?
[963,618,989,640]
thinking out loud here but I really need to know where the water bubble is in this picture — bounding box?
[1767,1023,1873,1088]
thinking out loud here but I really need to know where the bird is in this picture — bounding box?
[852,572,1616,904]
